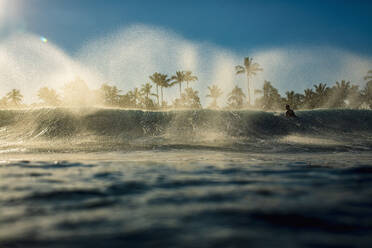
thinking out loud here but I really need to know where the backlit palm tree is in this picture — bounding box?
[227,86,246,109]
[184,71,198,88]
[140,83,153,99]
[149,72,171,107]
[303,88,316,109]
[100,84,121,106]
[6,89,23,106]
[171,71,186,97]
[313,83,329,107]
[235,57,263,105]
[206,85,223,109]
[149,73,162,106]
[141,83,157,109]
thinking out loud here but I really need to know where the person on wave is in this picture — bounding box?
[285,104,297,118]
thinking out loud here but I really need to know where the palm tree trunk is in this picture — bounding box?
[246,76,251,105]
[187,81,189,88]
[156,85,159,106]
[161,87,164,106]
[179,83,182,97]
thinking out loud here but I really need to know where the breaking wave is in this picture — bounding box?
[1,108,372,153]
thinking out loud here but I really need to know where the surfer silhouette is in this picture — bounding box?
[285,105,297,118]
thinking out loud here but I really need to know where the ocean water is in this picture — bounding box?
[1,108,372,248]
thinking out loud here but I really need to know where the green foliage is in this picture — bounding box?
[149,72,171,107]
[100,84,121,106]
[173,87,201,109]
[206,85,223,109]
[171,71,186,97]
[362,70,372,108]
[183,71,198,88]
[235,56,263,105]
[6,89,23,107]
[3,69,371,111]
[255,81,282,110]
[227,86,246,109]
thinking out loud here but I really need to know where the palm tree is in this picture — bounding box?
[175,87,202,109]
[284,91,304,109]
[140,83,153,99]
[100,84,121,106]
[38,87,61,106]
[303,88,316,109]
[313,83,329,107]
[362,70,372,108]
[149,72,171,107]
[329,80,351,108]
[255,81,282,110]
[285,91,295,108]
[364,70,372,84]
[227,86,246,109]
[171,71,186,97]
[127,87,143,108]
[206,85,223,109]
[141,83,157,109]
[235,57,263,105]
[184,71,198,88]
[6,89,23,106]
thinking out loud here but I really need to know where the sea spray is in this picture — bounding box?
[1,108,372,153]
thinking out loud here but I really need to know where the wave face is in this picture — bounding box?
[1,108,372,153]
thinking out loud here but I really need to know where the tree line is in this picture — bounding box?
[1,57,371,110]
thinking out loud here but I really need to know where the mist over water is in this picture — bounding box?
[1,24,371,105]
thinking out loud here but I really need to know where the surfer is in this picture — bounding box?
[285,104,297,118]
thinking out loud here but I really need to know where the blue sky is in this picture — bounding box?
[7,0,372,55]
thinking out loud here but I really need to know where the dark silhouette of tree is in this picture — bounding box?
[255,81,282,110]
[38,87,61,106]
[362,70,372,108]
[100,83,121,106]
[173,87,202,109]
[227,86,246,109]
[6,89,23,107]
[285,91,295,108]
[171,71,186,97]
[346,84,362,109]
[313,83,329,108]
[206,85,223,109]
[149,72,171,107]
[284,91,304,110]
[303,88,316,109]
[149,73,161,106]
[235,57,263,105]
[118,94,135,108]
[328,80,351,108]
[184,71,198,88]
[140,83,157,109]
[128,87,143,108]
